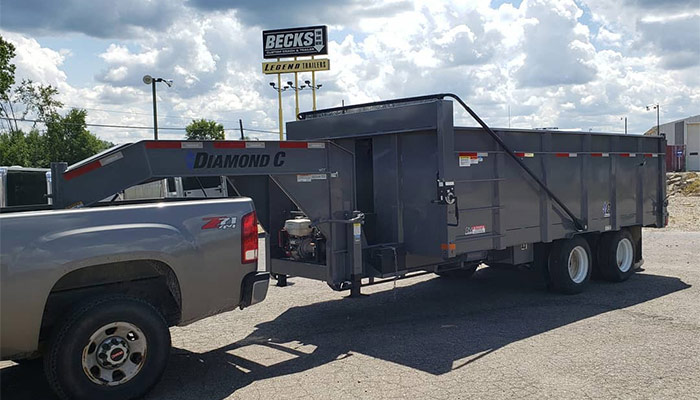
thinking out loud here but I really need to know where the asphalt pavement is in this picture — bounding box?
[2,229,699,399]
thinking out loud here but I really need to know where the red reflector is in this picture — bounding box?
[280,141,307,148]
[145,141,181,149]
[555,153,569,157]
[515,152,525,157]
[459,152,478,157]
[241,211,258,264]
[645,153,653,158]
[63,161,101,181]
[214,141,246,148]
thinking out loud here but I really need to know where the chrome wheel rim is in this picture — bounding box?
[568,246,589,284]
[82,322,147,386]
[616,238,634,273]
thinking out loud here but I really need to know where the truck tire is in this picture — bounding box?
[547,236,592,294]
[597,229,635,282]
[436,263,478,279]
[44,296,170,400]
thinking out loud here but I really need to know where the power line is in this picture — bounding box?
[2,117,186,131]
[60,105,263,126]
[1,116,279,134]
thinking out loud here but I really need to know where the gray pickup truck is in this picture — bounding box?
[0,184,269,400]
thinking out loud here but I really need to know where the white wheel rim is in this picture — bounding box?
[568,245,589,284]
[616,238,634,273]
[82,322,147,386]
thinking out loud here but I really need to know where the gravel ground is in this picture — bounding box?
[665,195,700,232]
[2,226,699,399]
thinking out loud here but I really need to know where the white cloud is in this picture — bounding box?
[3,32,67,87]
[1,0,699,143]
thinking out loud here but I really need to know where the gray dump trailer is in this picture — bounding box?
[48,94,667,295]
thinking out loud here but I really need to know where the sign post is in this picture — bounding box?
[262,25,329,138]
[276,58,283,140]
[311,56,317,111]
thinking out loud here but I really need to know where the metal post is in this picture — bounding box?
[311,56,317,111]
[294,57,300,120]
[239,119,244,140]
[151,80,158,140]
[276,60,283,141]
[625,117,627,135]
[656,106,660,137]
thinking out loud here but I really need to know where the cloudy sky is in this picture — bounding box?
[1,0,699,143]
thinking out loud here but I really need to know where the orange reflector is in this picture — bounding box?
[441,243,456,250]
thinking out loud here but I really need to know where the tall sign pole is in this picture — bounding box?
[294,57,300,120]
[262,26,329,139]
[276,58,283,140]
[311,55,317,111]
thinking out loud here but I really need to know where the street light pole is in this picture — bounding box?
[143,75,173,140]
[657,106,660,136]
[151,80,158,140]
[621,116,627,135]
[646,104,660,135]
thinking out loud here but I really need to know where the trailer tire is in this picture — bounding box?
[547,236,592,294]
[436,263,478,279]
[44,295,170,400]
[597,229,635,282]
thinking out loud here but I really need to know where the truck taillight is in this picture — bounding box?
[242,211,258,264]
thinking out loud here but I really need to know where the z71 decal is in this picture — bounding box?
[202,216,238,230]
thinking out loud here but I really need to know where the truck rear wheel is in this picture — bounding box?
[597,230,636,282]
[547,236,592,294]
[44,296,170,400]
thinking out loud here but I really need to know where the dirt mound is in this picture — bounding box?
[667,172,700,196]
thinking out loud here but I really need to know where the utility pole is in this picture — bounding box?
[621,116,627,135]
[239,119,244,140]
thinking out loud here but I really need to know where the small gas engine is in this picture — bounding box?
[280,217,325,262]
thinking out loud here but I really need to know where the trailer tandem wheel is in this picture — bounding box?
[547,236,593,294]
[596,229,636,282]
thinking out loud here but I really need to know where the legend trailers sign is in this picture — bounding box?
[263,26,328,59]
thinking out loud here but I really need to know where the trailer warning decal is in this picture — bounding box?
[297,173,327,182]
[465,225,486,235]
[458,152,487,167]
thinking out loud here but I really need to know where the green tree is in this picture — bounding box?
[0,129,29,165]
[16,79,63,126]
[185,118,225,140]
[0,35,17,132]
[0,35,112,167]
[43,109,112,167]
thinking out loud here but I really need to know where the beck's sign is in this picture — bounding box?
[262,58,330,74]
[263,26,328,59]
